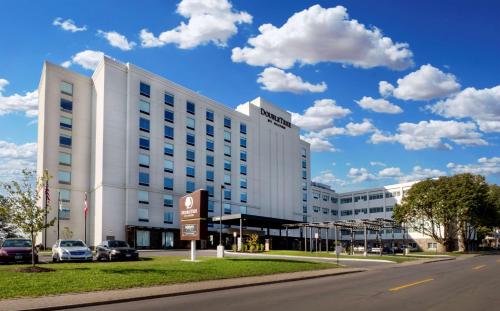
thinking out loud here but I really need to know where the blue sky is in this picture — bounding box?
[0,0,498,190]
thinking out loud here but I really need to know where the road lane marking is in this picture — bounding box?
[472,265,486,270]
[389,278,434,292]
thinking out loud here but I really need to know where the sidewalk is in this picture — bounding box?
[0,268,364,311]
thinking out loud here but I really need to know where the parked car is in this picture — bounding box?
[0,238,38,264]
[370,247,383,254]
[95,240,139,261]
[52,239,93,262]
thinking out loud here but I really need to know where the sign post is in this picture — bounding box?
[179,189,208,262]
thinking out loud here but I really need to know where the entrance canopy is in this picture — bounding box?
[211,213,301,230]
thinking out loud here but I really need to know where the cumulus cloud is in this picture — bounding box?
[382,64,461,101]
[370,161,386,167]
[140,0,252,49]
[356,96,403,114]
[345,119,377,136]
[378,167,403,178]
[257,67,327,93]
[0,79,38,118]
[370,120,487,150]
[398,166,446,182]
[348,167,377,183]
[290,99,350,131]
[300,136,337,153]
[231,5,413,70]
[52,17,87,32]
[0,141,37,183]
[63,50,105,70]
[97,30,136,51]
[431,85,500,133]
[312,170,347,187]
[447,157,500,176]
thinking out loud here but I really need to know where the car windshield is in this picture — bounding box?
[108,241,129,248]
[60,240,85,247]
[2,239,32,247]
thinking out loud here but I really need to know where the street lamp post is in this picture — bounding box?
[217,185,225,258]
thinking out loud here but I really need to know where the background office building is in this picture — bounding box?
[36,57,310,248]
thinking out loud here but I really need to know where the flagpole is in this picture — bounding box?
[84,192,87,245]
[43,170,49,250]
[57,192,60,240]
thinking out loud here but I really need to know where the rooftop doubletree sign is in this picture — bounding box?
[179,189,208,241]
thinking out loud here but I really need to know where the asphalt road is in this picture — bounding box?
[67,254,500,311]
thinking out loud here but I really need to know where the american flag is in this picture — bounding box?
[83,192,88,216]
[45,181,50,204]
[58,192,62,211]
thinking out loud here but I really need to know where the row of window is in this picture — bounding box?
[58,81,74,207]
[339,206,394,216]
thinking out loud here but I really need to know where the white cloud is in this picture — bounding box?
[0,79,38,118]
[97,30,136,51]
[398,166,446,182]
[52,17,87,32]
[300,136,337,153]
[370,120,487,150]
[312,170,347,187]
[231,5,413,70]
[257,67,327,93]
[385,64,461,101]
[370,161,386,167]
[447,157,500,176]
[290,99,351,131]
[63,50,105,71]
[356,96,403,114]
[140,0,252,49]
[345,119,377,136]
[348,167,377,183]
[0,141,37,183]
[431,85,500,133]
[379,81,394,97]
[378,167,403,178]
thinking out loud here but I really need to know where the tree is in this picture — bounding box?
[0,169,55,266]
[0,196,18,240]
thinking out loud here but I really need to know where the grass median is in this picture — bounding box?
[266,250,417,263]
[0,256,336,299]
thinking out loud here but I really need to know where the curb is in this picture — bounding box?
[7,269,365,311]
[225,252,395,263]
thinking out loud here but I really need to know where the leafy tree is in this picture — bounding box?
[0,170,55,266]
[0,195,18,240]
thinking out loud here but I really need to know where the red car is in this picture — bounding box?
[0,238,38,264]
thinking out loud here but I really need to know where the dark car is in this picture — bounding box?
[95,240,139,261]
[0,238,38,264]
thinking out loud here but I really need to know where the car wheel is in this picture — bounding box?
[52,255,57,263]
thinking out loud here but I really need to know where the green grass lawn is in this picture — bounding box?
[0,256,335,300]
[266,250,417,263]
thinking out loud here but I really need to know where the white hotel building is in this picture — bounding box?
[36,57,437,251]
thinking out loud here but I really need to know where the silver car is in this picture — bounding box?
[52,239,93,262]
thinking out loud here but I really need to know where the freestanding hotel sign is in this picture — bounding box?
[179,189,208,260]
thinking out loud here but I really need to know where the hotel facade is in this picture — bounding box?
[36,57,439,251]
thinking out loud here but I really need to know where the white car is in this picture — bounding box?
[52,239,93,262]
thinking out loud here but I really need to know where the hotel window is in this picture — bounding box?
[186,133,195,146]
[60,81,73,96]
[56,116,71,133]
[164,109,174,123]
[323,208,329,215]
[60,189,71,202]
[340,197,352,204]
[206,155,214,167]
[59,134,72,148]
[164,125,174,139]
[138,191,149,204]
[208,200,214,212]
[186,149,195,162]
[302,205,308,214]
[240,150,247,162]
[139,100,150,115]
[369,207,384,214]
[369,193,384,200]
[164,159,174,173]
[224,144,231,157]
[224,203,231,214]
[224,130,231,142]
[301,148,307,158]
[224,159,231,171]
[187,101,195,115]
[186,181,195,193]
[164,211,173,224]
[186,117,195,130]
[139,172,149,186]
[240,177,247,189]
[302,169,307,179]
[206,170,214,181]
[139,117,150,132]
[240,123,247,134]
[341,210,353,216]
[303,192,307,202]
[323,194,329,201]
[240,192,247,203]
[313,206,320,213]
[58,152,71,166]
[385,206,394,212]
[206,138,214,151]
[186,165,195,177]
[164,92,174,106]
[302,181,307,191]
[58,171,71,184]
[164,177,174,190]
[137,230,150,247]
[331,210,338,216]
[331,197,338,204]
[302,160,307,169]
[139,154,150,168]
[138,208,149,222]
[59,207,70,220]
[207,185,214,197]
[224,117,231,128]
[140,136,150,150]
[240,164,247,175]
[163,194,173,207]
[140,82,150,98]
[240,137,247,148]
[224,173,231,185]
[60,98,73,112]
[303,215,308,222]
[385,192,393,198]
[313,192,320,199]
[206,109,214,121]
[206,124,214,136]
[224,189,231,200]
[164,142,173,156]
